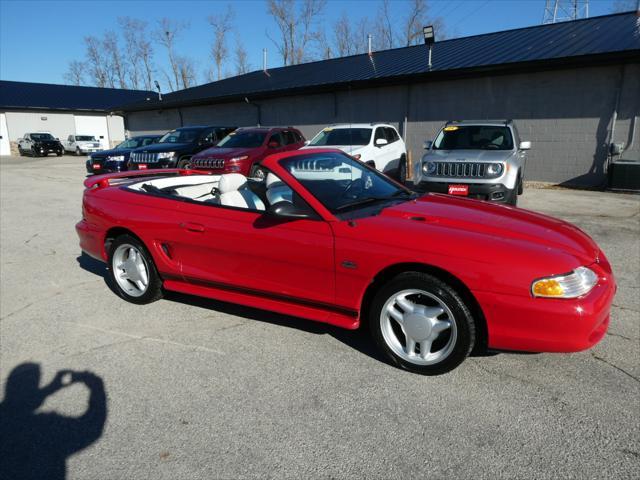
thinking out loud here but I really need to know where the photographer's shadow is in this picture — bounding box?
[0,362,107,480]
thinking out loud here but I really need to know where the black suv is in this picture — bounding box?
[127,126,236,170]
[18,133,64,157]
[86,135,161,174]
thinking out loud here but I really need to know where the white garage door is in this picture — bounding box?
[74,115,110,149]
[0,114,10,156]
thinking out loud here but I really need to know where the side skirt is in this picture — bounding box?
[162,276,360,330]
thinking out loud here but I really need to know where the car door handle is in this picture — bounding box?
[180,222,205,233]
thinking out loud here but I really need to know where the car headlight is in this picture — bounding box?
[229,155,249,162]
[157,151,175,159]
[106,155,125,161]
[531,266,598,298]
[486,163,504,176]
[422,162,436,175]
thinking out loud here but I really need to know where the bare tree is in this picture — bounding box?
[208,6,234,80]
[118,17,154,90]
[103,31,128,88]
[266,0,327,65]
[374,0,394,50]
[84,36,109,87]
[234,37,251,75]
[333,12,371,57]
[64,61,86,86]
[176,56,196,89]
[402,0,428,46]
[155,18,187,91]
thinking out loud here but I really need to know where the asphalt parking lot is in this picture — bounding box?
[1,154,638,479]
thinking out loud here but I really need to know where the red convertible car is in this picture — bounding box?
[76,149,615,375]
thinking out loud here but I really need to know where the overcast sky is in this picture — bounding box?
[0,0,628,90]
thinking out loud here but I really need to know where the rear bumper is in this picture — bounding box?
[416,181,512,202]
[76,219,106,261]
[476,266,616,352]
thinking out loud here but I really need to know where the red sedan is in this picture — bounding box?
[76,148,615,375]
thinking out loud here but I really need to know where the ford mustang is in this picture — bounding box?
[76,149,615,375]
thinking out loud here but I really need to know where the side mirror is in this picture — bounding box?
[268,141,280,148]
[423,140,433,150]
[55,137,60,140]
[375,138,388,147]
[519,141,531,150]
[266,201,313,219]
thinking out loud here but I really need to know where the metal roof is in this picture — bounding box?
[118,11,640,113]
[0,80,154,111]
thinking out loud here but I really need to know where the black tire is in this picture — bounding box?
[517,173,524,195]
[18,147,24,156]
[249,163,267,180]
[177,157,192,169]
[107,234,163,305]
[75,147,81,156]
[368,272,476,375]
[506,187,518,206]
[397,156,407,184]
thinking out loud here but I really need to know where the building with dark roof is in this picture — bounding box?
[0,81,154,155]
[120,11,637,185]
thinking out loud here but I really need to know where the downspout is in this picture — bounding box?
[177,107,184,127]
[605,64,626,175]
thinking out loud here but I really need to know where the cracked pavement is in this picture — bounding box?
[1,156,639,479]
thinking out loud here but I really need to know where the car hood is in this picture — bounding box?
[131,142,192,153]
[358,194,599,266]
[91,147,132,159]
[424,149,516,162]
[194,146,259,159]
[301,145,368,155]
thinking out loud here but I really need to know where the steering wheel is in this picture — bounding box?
[342,177,364,199]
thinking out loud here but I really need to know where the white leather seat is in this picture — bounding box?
[218,173,265,211]
[265,173,293,206]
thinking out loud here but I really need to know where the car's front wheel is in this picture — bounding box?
[75,147,82,156]
[177,157,192,169]
[369,272,475,375]
[107,234,163,305]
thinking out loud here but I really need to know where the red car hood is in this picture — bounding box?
[362,194,600,265]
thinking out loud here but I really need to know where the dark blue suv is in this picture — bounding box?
[86,135,161,174]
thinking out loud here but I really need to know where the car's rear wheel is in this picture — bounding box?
[250,164,267,180]
[18,146,24,156]
[369,272,475,375]
[398,156,407,184]
[108,234,163,305]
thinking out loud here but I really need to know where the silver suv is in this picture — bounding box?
[413,120,531,205]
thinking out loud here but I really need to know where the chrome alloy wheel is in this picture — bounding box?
[380,289,457,366]
[112,244,150,297]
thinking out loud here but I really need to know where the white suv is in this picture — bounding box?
[302,123,408,181]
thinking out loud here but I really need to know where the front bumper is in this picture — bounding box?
[476,262,616,353]
[416,181,512,202]
[86,159,127,174]
[128,159,176,170]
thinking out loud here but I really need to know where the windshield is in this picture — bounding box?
[159,128,201,144]
[76,135,97,141]
[433,125,514,150]
[217,131,267,148]
[280,152,411,213]
[31,133,54,141]
[309,128,372,146]
[117,138,141,149]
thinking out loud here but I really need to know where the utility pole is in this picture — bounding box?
[542,0,589,24]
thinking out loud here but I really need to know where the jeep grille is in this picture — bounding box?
[434,162,487,178]
[130,152,159,163]
[193,158,225,169]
